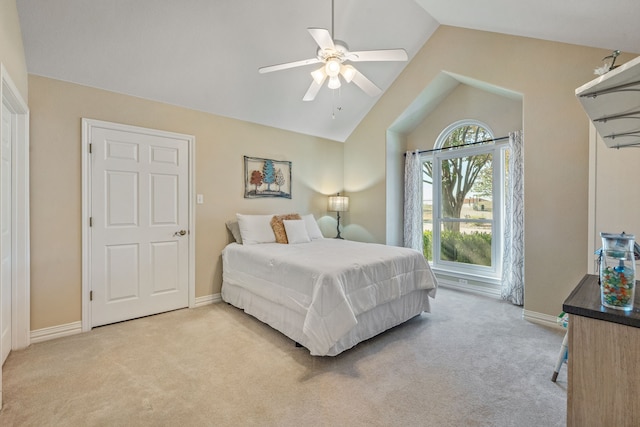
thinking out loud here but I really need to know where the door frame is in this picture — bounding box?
[0,62,30,409]
[0,64,30,352]
[81,118,195,332]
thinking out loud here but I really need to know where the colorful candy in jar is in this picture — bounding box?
[601,265,634,307]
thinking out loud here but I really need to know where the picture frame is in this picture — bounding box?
[244,156,292,199]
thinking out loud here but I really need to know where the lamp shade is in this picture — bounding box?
[328,195,349,212]
[310,67,326,84]
[327,75,341,89]
[341,64,356,83]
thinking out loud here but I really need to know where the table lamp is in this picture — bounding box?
[328,193,349,239]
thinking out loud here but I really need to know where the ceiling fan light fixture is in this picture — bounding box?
[311,67,326,84]
[259,4,408,102]
[327,75,341,89]
[325,58,341,77]
[341,65,356,83]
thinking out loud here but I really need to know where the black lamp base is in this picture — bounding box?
[335,211,343,239]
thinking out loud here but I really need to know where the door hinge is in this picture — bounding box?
[89,217,93,227]
[90,290,93,301]
[89,143,92,154]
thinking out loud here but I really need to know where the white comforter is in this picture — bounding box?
[222,239,437,355]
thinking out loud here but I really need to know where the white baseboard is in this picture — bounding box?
[523,309,565,331]
[30,297,222,345]
[195,293,221,307]
[30,321,82,344]
[438,279,501,298]
[440,281,565,332]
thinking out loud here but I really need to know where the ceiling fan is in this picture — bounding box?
[258,1,408,101]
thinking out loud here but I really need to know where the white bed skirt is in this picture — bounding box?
[222,280,432,356]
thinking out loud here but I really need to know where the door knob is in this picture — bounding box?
[174,230,187,237]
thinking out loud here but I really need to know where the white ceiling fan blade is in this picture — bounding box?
[351,70,382,97]
[308,28,335,51]
[303,75,326,101]
[259,57,321,74]
[348,48,408,62]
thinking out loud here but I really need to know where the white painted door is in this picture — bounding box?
[0,103,12,364]
[90,125,189,327]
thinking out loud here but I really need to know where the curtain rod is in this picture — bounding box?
[405,135,510,156]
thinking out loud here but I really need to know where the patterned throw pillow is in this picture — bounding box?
[270,213,301,243]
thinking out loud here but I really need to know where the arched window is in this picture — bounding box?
[421,120,508,286]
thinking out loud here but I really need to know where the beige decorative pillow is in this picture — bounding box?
[225,220,243,244]
[270,213,301,243]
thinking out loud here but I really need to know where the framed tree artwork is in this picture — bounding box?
[244,156,292,199]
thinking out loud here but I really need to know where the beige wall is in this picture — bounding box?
[588,126,640,271]
[406,84,522,151]
[344,25,637,317]
[18,19,640,329]
[0,0,28,100]
[28,75,344,330]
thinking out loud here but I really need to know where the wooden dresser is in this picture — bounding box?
[563,274,640,427]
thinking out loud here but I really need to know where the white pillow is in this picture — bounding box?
[283,220,311,244]
[236,214,276,245]
[302,214,324,240]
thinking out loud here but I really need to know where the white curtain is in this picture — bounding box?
[501,130,525,305]
[404,150,423,252]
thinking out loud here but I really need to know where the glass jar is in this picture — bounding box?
[599,232,636,311]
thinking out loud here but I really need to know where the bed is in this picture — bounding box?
[221,214,437,356]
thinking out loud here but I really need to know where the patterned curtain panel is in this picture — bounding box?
[403,151,423,252]
[501,131,525,305]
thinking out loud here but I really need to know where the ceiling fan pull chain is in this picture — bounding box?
[332,87,336,119]
[331,85,343,119]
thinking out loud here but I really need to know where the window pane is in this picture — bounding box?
[438,150,494,269]
[442,124,492,149]
[440,152,493,222]
[422,159,433,261]
[439,221,492,267]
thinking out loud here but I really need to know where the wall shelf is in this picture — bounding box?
[576,55,640,148]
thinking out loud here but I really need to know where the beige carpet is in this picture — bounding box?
[0,287,567,426]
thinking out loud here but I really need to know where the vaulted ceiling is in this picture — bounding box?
[17,0,640,142]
